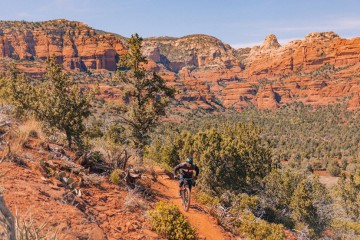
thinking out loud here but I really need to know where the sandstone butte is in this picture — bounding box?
[1,19,360,110]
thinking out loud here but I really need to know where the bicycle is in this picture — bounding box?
[178,177,193,212]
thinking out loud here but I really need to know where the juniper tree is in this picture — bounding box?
[147,122,274,194]
[290,176,332,238]
[336,174,360,221]
[6,58,93,150]
[114,33,175,163]
[0,72,9,103]
[2,63,36,114]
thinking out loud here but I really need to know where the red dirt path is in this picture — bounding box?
[152,167,235,240]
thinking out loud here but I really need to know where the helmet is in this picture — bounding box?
[186,157,193,164]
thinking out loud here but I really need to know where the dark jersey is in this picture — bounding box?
[173,162,199,178]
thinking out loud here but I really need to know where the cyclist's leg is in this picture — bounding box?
[188,179,193,191]
[179,178,184,196]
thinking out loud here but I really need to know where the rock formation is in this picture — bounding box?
[260,34,281,50]
[0,20,126,71]
[1,19,360,110]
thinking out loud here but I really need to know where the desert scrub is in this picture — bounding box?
[238,213,285,240]
[331,219,360,237]
[109,169,123,185]
[124,188,148,212]
[194,192,220,216]
[195,192,219,206]
[149,201,196,240]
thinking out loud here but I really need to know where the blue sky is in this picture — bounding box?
[1,0,359,48]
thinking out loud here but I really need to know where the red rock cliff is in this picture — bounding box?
[0,19,126,71]
[1,20,360,110]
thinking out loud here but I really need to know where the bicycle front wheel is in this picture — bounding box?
[183,187,191,212]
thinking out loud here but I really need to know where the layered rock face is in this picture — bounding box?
[237,32,360,109]
[0,20,126,71]
[1,19,360,110]
[143,34,244,110]
[143,32,360,110]
[143,35,239,72]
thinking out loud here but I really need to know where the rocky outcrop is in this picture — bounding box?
[143,34,240,72]
[236,32,360,109]
[1,20,360,110]
[255,85,279,109]
[0,19,126,71]
[260,34,281,50]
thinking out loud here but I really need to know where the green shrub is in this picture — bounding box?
[194,192,220,216]
[86,123,103,138]
[290,176,332,238]
[109,169,122,184]
[262,169,302,227]
[149,201,196,240]
[195,192,219,206]
[263,170,332,237]
[327,161,341,176]
[335,174,360,221]
[331,219,360,236]
[238,213,286,240]
[149,122,274,195]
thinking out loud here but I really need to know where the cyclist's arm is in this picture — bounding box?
[195,165,199,177]
[173,163,183,176]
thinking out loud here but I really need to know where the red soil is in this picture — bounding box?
[152,167,235,240]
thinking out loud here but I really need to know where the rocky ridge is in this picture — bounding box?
[1,19,360,110]
[0,19,126,71]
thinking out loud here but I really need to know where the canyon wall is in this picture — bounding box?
[1,19,360,110]
[0,20,126,71]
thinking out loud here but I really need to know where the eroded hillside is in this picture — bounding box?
[1,19,360,110]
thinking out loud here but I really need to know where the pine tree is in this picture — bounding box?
[114,33,175,163]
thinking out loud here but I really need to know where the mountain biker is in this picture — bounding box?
[173,157,199,196]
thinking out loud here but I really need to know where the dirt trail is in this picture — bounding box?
[153,167,234,240]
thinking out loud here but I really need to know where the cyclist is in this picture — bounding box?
[173,157,199,196]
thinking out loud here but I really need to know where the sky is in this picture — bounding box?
[0,0,359,48]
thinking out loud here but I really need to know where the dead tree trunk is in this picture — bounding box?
[125,169,142,189]
[0,195,15,240]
